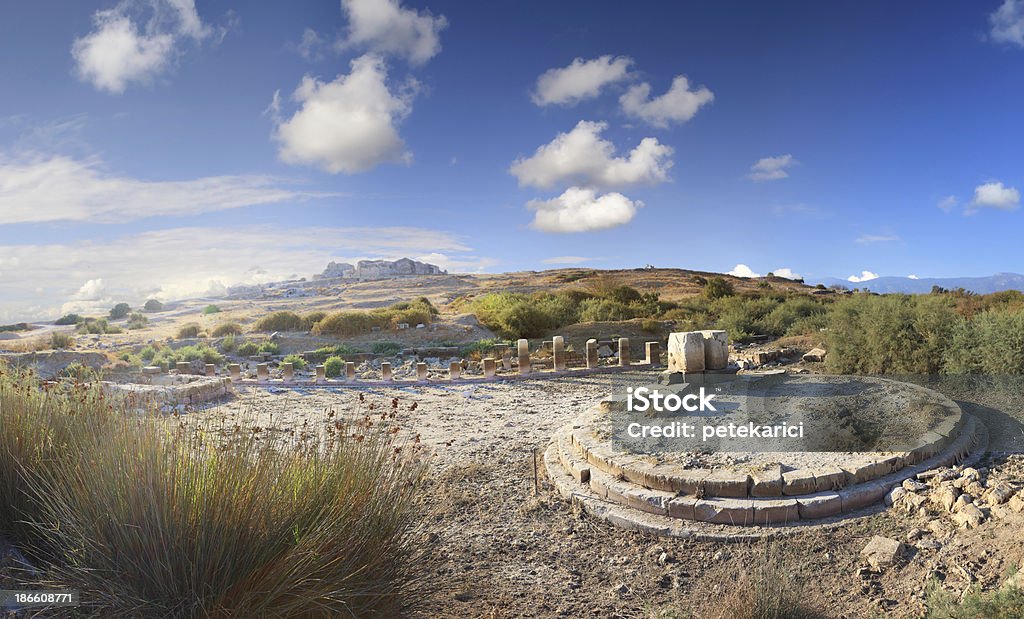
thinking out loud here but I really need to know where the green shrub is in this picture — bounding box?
[924,577,1024,618]
[712,543,820,619]
[640,319,661,333]
[579,298,636,322]
[148,345,224,369]
[176,323,204,339]
[304,311,327,327]
[282,354,306,370]
[55,314,81,326]
[236,341,259,356]
[76,318,121,335]
[202,304,221,315]
[459,338,502,359]
[253,311,308,332]
[139,345,159,362]
[371,341,402,356]
[50,332,74,349]
[211,322,243,337]
[0,322,30,333]
[59,362,93,381]
[943,310,1024,375]
[314,299,438,338]
[219,334,237,353]
[258,341,280,355]
[118,353,143,369]
[109,303,131,320]
[703,277,735,300]
[307,344,361,362]
[143,299,164,312]
[0,368,426,617]
[324,356,344,377]
[126,313,148,330]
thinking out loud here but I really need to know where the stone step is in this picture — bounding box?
[546,415,983,534]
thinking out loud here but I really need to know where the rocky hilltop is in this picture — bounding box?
[316,258,446,280]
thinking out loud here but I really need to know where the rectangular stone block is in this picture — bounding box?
[483,357,497,378]
[256,363,269,383]
[796,493,842,519]
[143,365,163,375]
[752,499,800,525]
[346,362,356,382]
[552,335,566,371]
[813,466,847,492]
[281,362,294,381]
[416,362,428,382]
[315,364,325,383]
[381,362,392,381]
[668,332,705,373]
[626,489,671,515]
[645,341,661,366]
[699,330,729,370]
[618,338,630,366]
[750,465,783,497]
[176,361,192,375]
[667,496,698,520]
[840,481,888,513]
[449,361,462,380]
[517,339,531,375]
[782,469,817,495]
[702,470,751,498]
[694,498,754,525]
[204,363,216,377]
[228,364,241,381]
[586,338,598,369]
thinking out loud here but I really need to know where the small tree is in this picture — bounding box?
[109,303,131,320]
[143,299,164,312]
[703,277,735,300]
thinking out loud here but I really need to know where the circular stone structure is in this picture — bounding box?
[544,374,984,539]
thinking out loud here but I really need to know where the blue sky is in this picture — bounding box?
[1,0,1023,321]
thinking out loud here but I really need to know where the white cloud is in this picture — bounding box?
[273,54,416,174]
[0,153,332,224]
[527,187,641,233]
[71,0,214,93]
[542,255,593,265]
[969,181,1020,212]
[847,270,880,283]
[937,195,957,212]
[619,75,713,128]
[532,56,633,106]
[339,0,447,65]
[0,225,490,322]
[727,264,760,278]
[748,154,796,181]
[509,121,673,190]
[855,234,900,244]
[771,268,802,280]
[295,28,327,61]
[991,0,1024,47]
[907,274,919,279]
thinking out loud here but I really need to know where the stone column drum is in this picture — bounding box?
[315,364,326,383]
[416,362,428,382]
[282,362,294,381]
[645,342,661,367]
[205,363,216,377]
[228,364,241,381]
[345,362,356,382]
[586,339,598,369]
[552,335,567,371]
[618,338,630,367]
[517,339,531,375]
[256,363,269,383]
[668,331,706,373]
[449,361,462,380]
[176,361,191,375]
[483,357,497,378]
[381,362,392,381]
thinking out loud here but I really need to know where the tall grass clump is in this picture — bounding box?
[0,365,429,616]
[314,298,437,337]
[211,322,242,337]
[712,543,821,619]
[924,577,1024,618]
[253,311,308,332]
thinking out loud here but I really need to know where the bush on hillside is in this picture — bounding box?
[211,322,243,337]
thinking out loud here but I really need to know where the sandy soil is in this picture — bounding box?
[191,370,1024,618]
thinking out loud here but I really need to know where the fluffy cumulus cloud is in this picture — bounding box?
[273,54,416,174]
[527,187,641,233]
[0,153,331,224]
[748,154,796,181]
[969,181,1020,212]
[848,270,880,283]
[532,56,633,106]
[71,0,215,93]
[772,268,802,280]
[937,195,958,212]
[991,0,1024,47]
[727,264,760,278]
[619,75,714,128]
[0,225,491,322]
[339,0,447,65]
[510,121,673,190]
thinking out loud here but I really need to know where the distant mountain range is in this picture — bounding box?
[808,273,1024,294]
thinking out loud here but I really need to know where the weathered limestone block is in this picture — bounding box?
[228,364,241,381]
[143,365,163,375]
[618,338,630,366]
[346,362,356,382]
[840,481,887,512]
[782,469,816,495]
[813,466,847,492]
[752,499,800,525]
[699,330,729,370]
[953,503,985,528]
[861,536,904,568]
[502,354,512,371]
[796,493,842,519]
[449,361,462,380]
[315,364,326,383]
[645,341,661,366]
[416,362,428,382]
[667,496,698,520]
[693,498,754,525]
[586,339,598,369]
[205,363,216,377]
[381,362,392,381]
[702,470,751,498]
[483,357,496,378]
[256,363,269,383]
[176,361,192,375]
[802,347,827,363]
[750,465,784,497]
[552,335,566,371]
[280,363,293,381]
[668,332,705,373]
[517,339,531,375]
